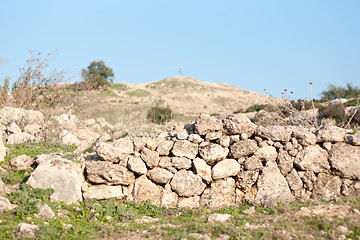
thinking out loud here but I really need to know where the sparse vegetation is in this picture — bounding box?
[321,83,360,101]
[147,106,172,124]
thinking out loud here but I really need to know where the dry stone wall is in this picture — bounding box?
[82,113,360,208]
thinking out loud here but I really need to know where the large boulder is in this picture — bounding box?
[311,173,342,201]
[194,114,223,135]
[212,159,240,179]
[256,126,292,142]
[171,140,198,159]
[85,161,135,185]
[329,143,360,180]
[199,143,229,165]
[128,175,163,206]
[200,178,236,209]
[83,185,124,200]
[316,125,346,143]
[254,161,294,206]
[222,114,256,136]
[230,139,258,159]
[27,155,83,204]
[170,170,206,197]
[294,145,330,173]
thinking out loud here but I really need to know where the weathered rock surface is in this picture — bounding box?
[345,133,360,146]
[0,196,12,213]
[171,157,192,170]
[129,175,163,206]
[222,114,256,136]
[27,155,83,204]
[7,132,35,144]
[140,147,160,168]
[256,126,292,142]
[292,128,317,146]
[86,161,135,185]
[17,222,39,239]
[170,170,206,197]
[207,213,232,223]
[59,130,80,146]
[127,156,148,175]
[329,143,360,180]
[199,143,229,165]
[276,149,294,176]
[147,167,174,184]
[34,204,55,219]
[294,145,330,173]
[254,146,278,162]
[156,140,174,155]
[177,196,200,209]
[171,140,198,159]
[10,155,34,171]
[83,185,124,200]
[195,114,223,135]
[193,157,212,183]
[243,156,262,171]
[316,125,346,142]
[311,173,342,201]
[200,178,236,208]
[212,159,241,179]
[230,139,258,159]
[254,162,294,206]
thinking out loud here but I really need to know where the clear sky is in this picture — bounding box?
[1,0,359,100]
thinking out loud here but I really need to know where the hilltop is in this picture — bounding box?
[60,77,272,133]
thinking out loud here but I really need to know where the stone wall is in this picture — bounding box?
[82,113,360,208]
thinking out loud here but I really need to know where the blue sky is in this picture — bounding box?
[1,0,359,100]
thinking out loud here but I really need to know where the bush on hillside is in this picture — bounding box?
[321,83,360,101]
[318,103,347,125]
[147,106,172,124]
[80,61,114,90]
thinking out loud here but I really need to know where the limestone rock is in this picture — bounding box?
[230,139,258,159]
[0,137,6,162]
[160,187,178,208]
[294,145,330,173]
[140,147,160,168]
[0,107,44,126]
[285,169,303,191]
[243,156,262,171]
[329,143,360,180]
[24,124,42,137]
[129,175,163,206]
[298,171,317,191]
[176,130,189,140]
[85,161,135,186]
[254,146,278,162]
[316,125,346,143]
[212,159,240,179]
[292,128,317,146]
[311,173,342,201]
[127,156,148,175]
[199,143,229,165]
[83,185,124,200]
[195,114,223,135]
[147,167,174,184]
[156,140,174,155]
[34,204,55,219]
[0,178,5,196]
[133,136,150,152]
[188,134,204,144]
[7,132,35,144]
[218,135,231,147]
[207,213,232,224]
[10,155,34,171]
[200,178,236,208]
[236,169,259,191]
[59,130,80,146]
[146,137,163,151]
[170,170,206,197]
[276,149,294,176]
[75,129,100,141]
[177,196,200,209]
[171,140,198,159]
[171,157,192,170]
[27,155,83,204]
[256,126,292,142]
[0,196,11,213]
[205,131,223,141]
[193,157,212,183]
[254,161,294,206]
[222,114,256,136]
[345,133,360,146]
[8,122,22,134]
[17,222,39,238]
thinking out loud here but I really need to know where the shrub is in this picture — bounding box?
[0,51,66,109]
[147,106,172,124]
[321,83,360,101]
[80,61,114,90]
[318,103,347,124]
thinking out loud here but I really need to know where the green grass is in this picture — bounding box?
[0,142,77,184]
[100,89,118,97]
[125,89,151,97]
[111,83,127,91]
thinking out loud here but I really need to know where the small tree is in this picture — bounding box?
[81,61,114,90]
[321,83,360,101]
